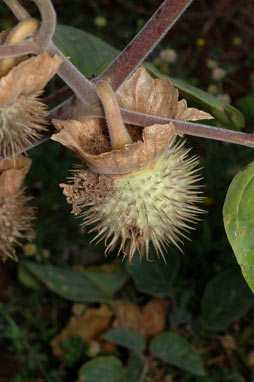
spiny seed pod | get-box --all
[61,132,203,261]
[0,22,64,157]
[0,156,36,262]
[0,91,48,157]
[52,67,213,261]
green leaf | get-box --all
[86,266,129,296]
[53,25,119,78]
[18,263,45,290]
[101,328,146,353]
[170,307,191,328]
[21,261,128,302]
[150,332,205,376]
[144,62,245,131]
[236,95,254,124]
[223,162,254,291]
[78,356,123,382]
[125,248,180,296]
[121,354,147,382]
[201,267,254,331]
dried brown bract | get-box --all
[52,67,213,261]
[0,156,36,262]
[0,28,64,157]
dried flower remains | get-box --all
[0,22,64,157]
[0,155,36,262]
[52,67,213,261]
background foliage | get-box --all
[0,0,253,381]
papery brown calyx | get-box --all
[51,67,212,260]
[0,50,64,157]
[0,155,32,197]
[0,156,36,262]
[52,67,212,174]
[53,119,175,174]
[0,53,64,105]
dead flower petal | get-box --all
[116,67,213,121]
[0,155,32,197]
[52,118,111,157]
[0,53,64,105]
[53,118,175,175]
[82,122,176,174]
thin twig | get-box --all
[0,39,37,58]
[95,0,194,90]
[3,0,29,20]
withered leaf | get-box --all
[53,120,176,175]
[0,155,31,197]
[51,304,113,359]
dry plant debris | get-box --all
[0,24,64,157]
[0,155,36,262]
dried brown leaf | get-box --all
[113,301,144,335]
[218,334,236,350]
[0,155,31,197]
[0,53,64,104]
[141,299,169,339]
[247,351,254,368]
[51,304,113,359]
[113,299,169,339]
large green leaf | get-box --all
[121,354,146,382]
[53,24,119,77]
[150,332,205,376]
[144,63,245,131]
[21,261,128,302]
[78,356,123,382]
[101,328,146,353]
[201,268,254,331]
[223,162,254,291]
[125,248,180,296]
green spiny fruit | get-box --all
[62,136,203,262]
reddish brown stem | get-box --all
[95,0,193,90]
[42,85,72,105]
[48,43,100,110]
[0,39,37,58]
[120,109,254,147]
[32,0,56,51]
[1,110,254,162]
